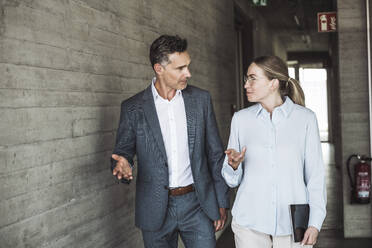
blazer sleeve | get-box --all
[111,101,136,184]
[205,93,230,209]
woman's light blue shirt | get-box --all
[222,97,326,236]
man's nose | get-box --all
[185,68,191,78]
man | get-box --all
[111,35,229,247]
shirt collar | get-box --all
[277,96,294,118]
[151,77,160,100]
[151,77,182,101]
[255,96,294,118]
[255,104,263,117]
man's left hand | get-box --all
[214,208,227,232]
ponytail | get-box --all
[285,77,305,106]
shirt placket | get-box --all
[168,100,178,186]
[267,114,278,235]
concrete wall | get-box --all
[0,0,236,247]
[327,30,344,231]
[337,0,372,238]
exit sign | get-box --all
[252,0,267,6]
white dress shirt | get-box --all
[222,97,327,236]
[151,78,193,188]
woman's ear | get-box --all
[271,78,280,90]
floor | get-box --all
[216,143,372,248]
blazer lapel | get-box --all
[182,87,197,162]
[142,86,167,162]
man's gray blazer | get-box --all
[112,84,229,231]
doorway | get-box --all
[289,67,329,141]
[234,5,254,110]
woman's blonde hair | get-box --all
[252,55,305,106]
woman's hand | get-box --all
[301,226,319,246]
[225,147,246,170]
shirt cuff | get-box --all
[308,212,325,232]
[224,162,242,175]
[308,223,321,232]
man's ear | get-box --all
[154,63,163,74]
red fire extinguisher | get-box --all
[346,154,371,204]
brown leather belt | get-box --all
[168,184,194,196]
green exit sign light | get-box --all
[252,0,268,6]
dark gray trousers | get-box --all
[142,191,216,248]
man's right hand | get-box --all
[112,154,133,180]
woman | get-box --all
[222,55,326,248]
